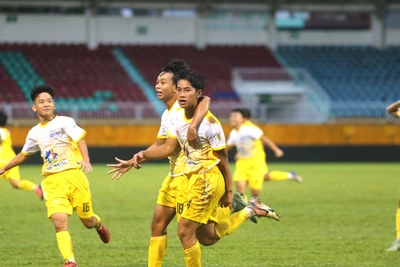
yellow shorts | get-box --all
[41,168,93,219]
[233,158,267,191]
[157,173,188,220]
[180,166,225,225]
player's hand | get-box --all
[132,151,145,169]
[0,167,5,176]
[274,149,284,158]
[219,190,233,209]
[78,159,93,173]
[187,126,200,148]
[107,157,133,180]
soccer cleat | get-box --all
[232,192,258,224]
[247,197,280,221]
[387,240,400,251]
[63,260,78,267]
[36,185,44,200]
[97,224,110,244]
[290,171,303,183]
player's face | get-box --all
[32,92,55,117]
[176,79,202,109]
[230,112,244,127]
[155,72,176,102]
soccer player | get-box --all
[119,69,280,267]
[108,59,211,267]
[0,85,110,267]
[227,108,302,197]
[386,100,400,251]
[0,110,43,199]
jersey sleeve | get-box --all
[62,117,86,143]
[21,130,40,156]
[157,110,168,139]
[247,125,263,140]
[0,128,6,143]
[206,122,226,150]
[226,130,235,146]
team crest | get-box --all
[45,149,58,163]
[213,132,222,142]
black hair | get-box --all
[160,58,190,86]
[30,85,54,102]
[231,108,245,118]
[0,110,7,127]
[174,69,205,91]
[242,108,251,119]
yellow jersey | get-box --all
[0,127,16,160]
[167,110,226,174]
[157,101,186,177]
[227,121,266,160]
[21,116,86,176]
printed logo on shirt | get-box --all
[213,132,222,142]
[49,129,62,139]
[45,149,58,163]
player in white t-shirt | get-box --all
[129,69,280,267]
[0,85,110,267]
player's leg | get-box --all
[233,161,248,195]
[387,200,400,251]
[178,218,202,267]
[71,169,110,244]
[42,175,76,266]
[4,166,43,199]
[265,171,303,183]
[148,174,185,267]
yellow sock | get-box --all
[93,214,102,230]
[215,209,249,238]
[269,171,290,181]
[18,180,36,191]
[148,235,167,267]
[56,231,74,262]
[183,241,201,267]
[396,209,400,239]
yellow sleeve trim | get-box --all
[212,145,226,151]
[157,135,167,139]
[166,130,178,139]
[21,151,32,156]
[73,131,87,143]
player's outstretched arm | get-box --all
[187,96,211,147]
[0,153,28,175]
[261,135,284,158]
[214,148,233,208]
[77,139,93,173]
[386,100,400,118]
[133,137,179,168]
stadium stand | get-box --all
[276,45,400,117]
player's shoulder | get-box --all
[27,123,42,136]
[205,111,221,125]
[55,115,74,122]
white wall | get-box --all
[96,17,196,45]
[0,14,397,46]
[386,29,400,45]
[276,30,373,46]
[0,15,86,43]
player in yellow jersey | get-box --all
[0,111,43,199]
[386,100,400,251]
[112,69,280,267]
[228,108,302,197]
[0,85,110,267]
[108,59,210,267]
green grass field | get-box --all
[0,163,399,267]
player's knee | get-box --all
[51,214,68,232]
[151,215,168,236]
[9,180,19,189]
[178,225,194,242]
[81,218,95,229]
